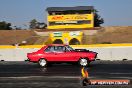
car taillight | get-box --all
[27,53,32,57]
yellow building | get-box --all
[45,31,83,45]
[46,6,94,29]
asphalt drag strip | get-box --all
[0,76,81,88]
[0,62,82,88]
[0,61,131,88]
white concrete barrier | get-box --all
[0,44,132,61]
[74,46,132,61]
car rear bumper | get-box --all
[25,58,30,62]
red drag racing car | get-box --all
[27,44,97,67]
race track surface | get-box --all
[0,61,132,88]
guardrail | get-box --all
[0,44,132,61]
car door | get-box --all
[52,46,65,61]
[63,47,77,61]
[53,46,76,61]
[43,46,57,61]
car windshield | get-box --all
[65,45,74,51]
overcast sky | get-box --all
[0,0,132,28]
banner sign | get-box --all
[53,32,62,37]
[69,31,81,36]
[48,14,92,21]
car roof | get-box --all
[47,44,68,46]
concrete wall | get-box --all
[76,47,132,61]
[0,48,38,61]
[0,44,132,61]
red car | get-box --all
[27,44,97,67]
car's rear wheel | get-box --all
[79,58,89,66]
[38,59,47,67]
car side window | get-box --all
[54,46,65,52]
[44,46,54,52]
[65,47,69,52]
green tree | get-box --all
[94,10,104,27]
[29,19,47,29]
[0,21,12,30]
[29,19,38,29]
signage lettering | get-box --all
[50,15,89,21]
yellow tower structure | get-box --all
[47,31,83,45]
[46,6,94,29]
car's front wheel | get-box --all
[79,58,89,66]
[38,59,47,67]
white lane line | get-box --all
[88,76,132,79]
[1,75,132,80]
[0,76,81,79]
[89,72,132,75]
[110,73,132,75]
